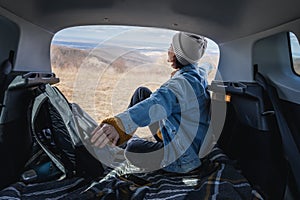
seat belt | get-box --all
[256,73,300,192]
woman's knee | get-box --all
[128,87,152,107]
[135,87,152,99]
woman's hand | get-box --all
[90,123,120,148]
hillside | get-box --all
[51,44,154,71]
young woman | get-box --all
[91,32,210,173]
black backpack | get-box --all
[24,83,104,182]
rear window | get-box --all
[289,32,300,75]
[51,26,219,138]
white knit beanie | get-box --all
[172,32,207,66]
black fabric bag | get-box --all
[25,84,104,182]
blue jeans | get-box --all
[125,87,164,170]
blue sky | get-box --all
[53,25,219,54]
[290,32,300,57]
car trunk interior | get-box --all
[0,1,300,199]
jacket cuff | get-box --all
[116,111,139,134]
[102,117,132,146]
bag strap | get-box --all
[31,92,66,175]
[44,84,81,146]
[255,73,300,192]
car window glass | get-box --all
[289,32,300,75]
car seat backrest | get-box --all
[255,72,300,198]
[0,59,12,74]
[0,72,59,189]
[209,80,287,200]
[0,54,13,113]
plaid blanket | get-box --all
[0,147,264,200]
[71,147,265,200]
[0,177,88,200]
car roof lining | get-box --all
[1,0,300,43]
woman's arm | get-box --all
[90,86,177,147]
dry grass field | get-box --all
[51,45,219,139]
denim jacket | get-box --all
[117,65,210,173]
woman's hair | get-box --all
[175,58,185,69]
